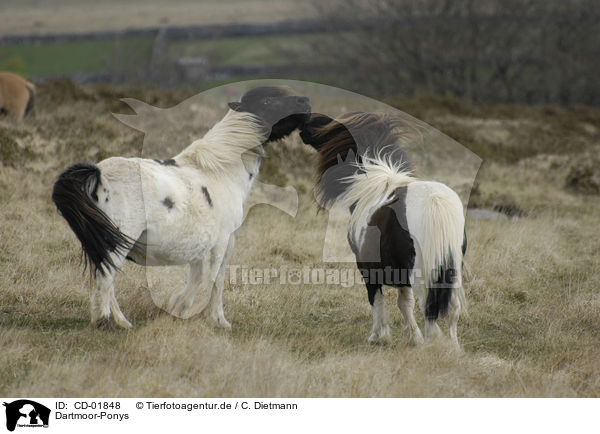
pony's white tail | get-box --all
[418,183,465,320]
[339,154,414,244]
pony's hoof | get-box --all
[202,309,231,329]
[215,316,231,329]
[167,293,193,318]
[368,325,391,343]
[410,332,425,346]
[166,297,180,315]
[412,336,425,346]
[450,340,463,353]
[114,317,133,329]
[94,316,115,330]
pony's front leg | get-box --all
[367,284,390,343]
[396,286,424,345]
[166,258,209,318]
[204,234,235,329]
[90,254,132,329]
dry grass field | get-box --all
[1,79,599,397]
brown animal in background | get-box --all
[0,72,35,121]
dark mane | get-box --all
[315,112,408,178]
[304,112,412,208]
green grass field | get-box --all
[1,37,154,77]
[1,80,599,396]
[0,0,319,80]
[0,31,322,81]
[169,33,323,67]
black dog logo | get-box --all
[3,400,50,432]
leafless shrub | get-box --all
[312,0,600,105]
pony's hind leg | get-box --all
[396,286,424,345]
[448,289,462,350]
[91,273,114,328]
[367,284,390,343]
[423,319,442,343]
[413,256,442,342]
[91,254,131,329]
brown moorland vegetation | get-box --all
[1,80,599,396]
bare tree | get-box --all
[311,0,600,105]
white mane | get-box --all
[176,110,267,173]
[339,153,415,244]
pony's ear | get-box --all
[228,101,242,111]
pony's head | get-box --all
[299,111,412,208]
[228,86,311,143]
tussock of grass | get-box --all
[0,126,37,168]
[1,80,599,396]
[564,147,600,195]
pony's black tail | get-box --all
[52,162,134,277]
[425,255,457,320]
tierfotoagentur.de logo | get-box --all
[3,400,50,432]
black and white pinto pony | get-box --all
[300,112,467,348]
[52,86,311,329]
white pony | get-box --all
[52,86,311,329]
